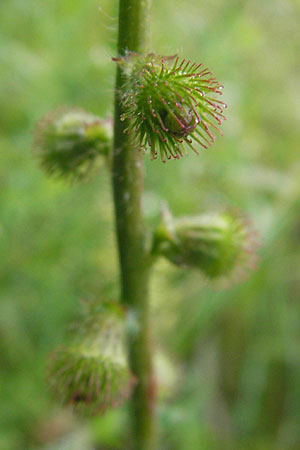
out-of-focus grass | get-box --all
[1,0,300,449]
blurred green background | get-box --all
[1,0,300,448]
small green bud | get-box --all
[34,108,112,181]
[153,208,259,283]
[117,53,226,162]
[47,300,135,415]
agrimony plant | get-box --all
[33,0,259,448]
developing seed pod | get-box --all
[117,53,226,162]
[153,208,259,283]
[47,300,135,415]
[34,108,112,181]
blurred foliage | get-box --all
[1,0,300,448]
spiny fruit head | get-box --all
[153,208,259,285]
[47,346,135,415]
[34,108,112,181]
[117,53,227,162]
[47,299,135,415]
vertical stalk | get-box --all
[112,1,153,449]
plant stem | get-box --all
[112,1,154,449]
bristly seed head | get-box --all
[46,300,135,416]
[33,108,112,181]
[152,207,259,286]
[47,346,136,416]
[116,53,227,163]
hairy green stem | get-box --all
[112,1,154,449]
